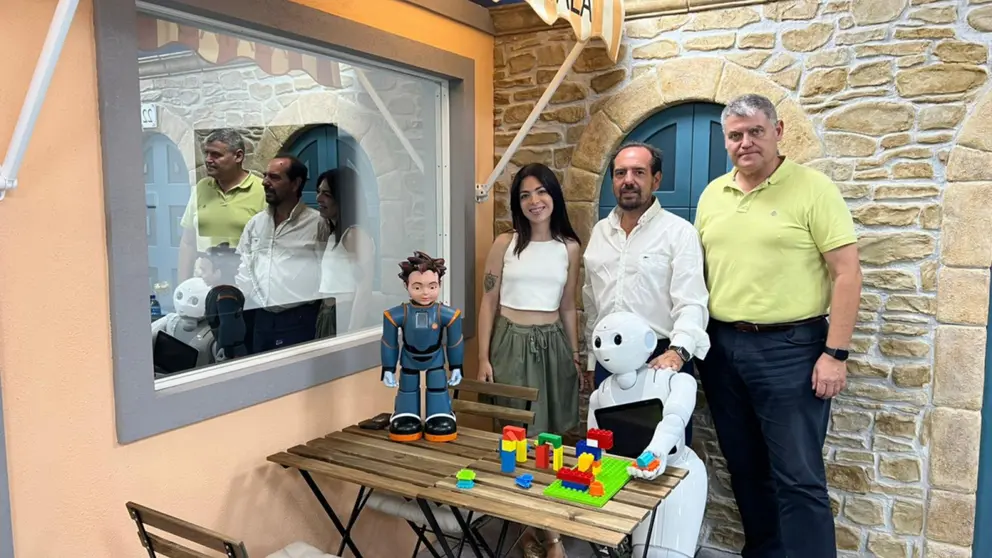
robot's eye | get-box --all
[613,334,622,345]
[593,336,601,348]
[176,292,183,300]
[190,296,199,305]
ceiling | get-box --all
[466,0,526,7]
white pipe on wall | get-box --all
[0,0,82,200]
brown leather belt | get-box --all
[718,315,827,333]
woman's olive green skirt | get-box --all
[487,313,579,437]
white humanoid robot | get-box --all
[151,276,217,368]
[587,312,708,558]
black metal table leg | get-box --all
[449,507,486,557]
[407,520,444,558]
[299,470,365,558]
[640,506,658,558]
[337,486,372,557]
[416,498,459,558]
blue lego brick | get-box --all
[500,449,516,473]
[456,479,474,489]
[576,440,602,461]
[561,480,589,491]
[515,473,533,489]
[636,451,654,468]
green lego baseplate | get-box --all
[542,455,632,508]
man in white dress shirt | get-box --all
[581,141,711,444]
[236,154,329,353]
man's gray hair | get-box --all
[203,128,247,153]
[722,94,778,126]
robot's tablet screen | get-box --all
[153,331,200,375]
[594,398,665,459]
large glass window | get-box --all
[137,12,446,387]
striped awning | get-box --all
[136,15,342,88]
[494,0,625,62]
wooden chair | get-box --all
[364,378,540,558]
[126,502,338,558]
[449,377,539,433]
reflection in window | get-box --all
[138,12,445,383]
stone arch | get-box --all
[928,82,992,553]
[256,91,405,180]
[564,57,822,240]
[141,106,196,185]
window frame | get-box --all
[94,0,477,444]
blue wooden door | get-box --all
[598,102,732,224]
[975,281,992,555]
[144,133,190,313]
[287,125,382,291]
[289,125,338,209]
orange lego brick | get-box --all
[589,481,604,497]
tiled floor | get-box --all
[415,519,741,557]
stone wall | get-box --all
[490,0,992,555]
[139,57,437,297]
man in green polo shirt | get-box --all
[694,94,862,558]
[178,128,266,281]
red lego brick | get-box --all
[536,443,550,469]
[555,466,593,486]
[502,425,526,442]
[586,428,614,450]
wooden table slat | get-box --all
[266,452,421,498]
[308,437,463,478]
[323,431,476,468]
[286,444,441,487]
[466,460,662,510]
[343,425,493,458]
[462,470,650,522]
[434,478,638,534]
[417,487,628,548]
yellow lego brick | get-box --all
[592,464,602,476]
[516,439,527,462]
[577,453,593,472]
[501,439,516,452]
[552,446,564,471]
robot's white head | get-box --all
[591,312,655,376]
[172,277,211,320]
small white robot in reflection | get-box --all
[151,276,217,367]
[587,312,708,558]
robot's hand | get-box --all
[448,368,462,386]
[627,451,668,481]
[382,370,397,388]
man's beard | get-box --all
[617,187,645,210]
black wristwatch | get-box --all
[824,346,849,361]
[669,346,691,363]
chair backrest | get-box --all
[450,378,539,430]
[126,501,249,558]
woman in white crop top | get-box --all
[477,163,583,558]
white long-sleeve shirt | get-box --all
[235,201,329,312]
[581,199,711,371]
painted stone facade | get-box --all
[139,57,436,298]
[490,0,992,555]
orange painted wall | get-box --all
[0,0,493,555]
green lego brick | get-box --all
[542,456,632,508]
[456,468,476,481]
[537,432,563,449]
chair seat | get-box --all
[265,541,341,558]
[365,492,480,535]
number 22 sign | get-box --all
[140,103,158,130]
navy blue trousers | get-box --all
[700,317,835,558]
[593,338,695,448]
[251,302,319,354]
